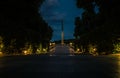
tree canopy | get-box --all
[0,0,53,54]
[74,0,120,54]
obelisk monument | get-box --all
[61,20,64,45]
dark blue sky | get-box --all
[40,0,84,41]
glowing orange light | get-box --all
[23,50,28,55]
[0,52,3,55]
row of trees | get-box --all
[74,0,120,55]
[0,0,53,54]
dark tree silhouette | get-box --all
[74,0,120,54]
[0,0,53,54]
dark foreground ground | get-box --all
[0,54,120,78]
[0,45,120,78]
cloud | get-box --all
[47,12,66,23]
[51,11,66,19]
[40,0,59,13]
[41,0,59,10]
[40,0,66,24]
[46,0,59,6]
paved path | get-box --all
[54,45,70,55]
[0,55,120,78]
[0,45,120,78]
[50,44,74,56]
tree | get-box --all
[0,36,4,53]
[74,0,118,54]
[113,42,120,53]
[74,17,82,39]
[0,0,53,54]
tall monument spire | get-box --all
[61,19,64,45]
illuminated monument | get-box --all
[61,20,64,45]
